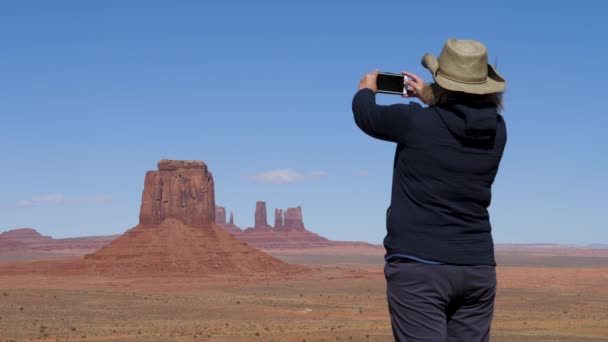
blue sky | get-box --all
[0,1,606,244]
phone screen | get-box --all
[377,73,405,94]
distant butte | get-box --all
[227,201,374,249]
[215,205,243,237]
[0,228,117,256]
[84,159,294,276]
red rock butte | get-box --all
[239,202,333,249]
[84,159,296,276]
[139,160,215,228]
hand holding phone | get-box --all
[401,71,428,102]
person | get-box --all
[352,39,507,342]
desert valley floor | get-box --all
[0,245,607,342]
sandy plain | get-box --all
[0,247,607,342]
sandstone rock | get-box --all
[219,210,243,237]
[215,206,227,224]
[254,201,271,228]
[139,160,215,228]
[84,159,296,276]
[274,209,284,230]
[219,222,243,237]
[213,208,243,237]
[0,228,118,257]
[157,159,207,172]
[284,206,305,230]
[0,228,53,244]
[240,204,334,248]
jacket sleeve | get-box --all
[352,88,415,143]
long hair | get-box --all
[419,83,504,112]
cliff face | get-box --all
[283,207,305,230]
[215,206,227,225]
[215,207,243,237]
[139,160,215,228]
[274,209,284,230]
[254,201,270,228]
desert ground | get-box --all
[0,246,606,342]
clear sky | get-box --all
[1,1,606,245]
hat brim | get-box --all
[421,53,506,95]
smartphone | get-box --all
[377,72,407,95]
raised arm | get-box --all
[352,88,414,143]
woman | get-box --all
[352,39,506,341]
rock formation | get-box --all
[0,228,118,257]
[240,203,332,248]
[84,160,294,276]
[254,201,270,228]
[0,228,52,245]
[139,160,215,228]
[212,206,242,236]
[215,206,227,224]
[283,206,305,230]
[274,209,284,230]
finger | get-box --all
[402,71,419,81]
[403,72,423,83]
[406,80,418,87]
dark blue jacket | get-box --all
[352,88,506,265]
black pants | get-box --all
[385,258,496,342]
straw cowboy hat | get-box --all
[422,39,506,94]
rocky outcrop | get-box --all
[139,160,215,228]
[212,207,243,236]
[0,228,52,244]
[274,209,284,230]
[0,228,118,257]
[240,203,332,248]
[215,206,227,224]
[85,160,295,276]
[284,206,305,230]
[254,201,270,228]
